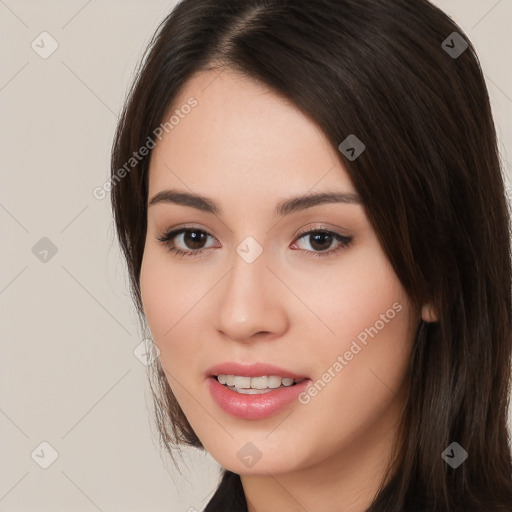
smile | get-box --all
[208,375,311,419]
[216,374,306,394]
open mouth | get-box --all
[214,374,307,394]
[207,371,312,419]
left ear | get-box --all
[421,303,438,323]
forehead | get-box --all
[148,68,355,201]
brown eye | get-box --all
[292,229,352,258]
[308,232,334,251]
[157,226,352,260]
[181,229,209,250]
[157,228,217,257]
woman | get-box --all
[110,0,512,510]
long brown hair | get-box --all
[110,1,512,510]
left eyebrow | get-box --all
[148,189,362,216]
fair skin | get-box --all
[140,68,428,511]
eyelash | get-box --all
[156,226,353,259]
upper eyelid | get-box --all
[159,225,350,246]
[158,226,353,261]
[161,224,347,238]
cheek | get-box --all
[139,245,211,378]
[284,264,414,468]
[287,247,411,352]
[291,249,415,414]
[140,247,187,356]
[140,248,172,339]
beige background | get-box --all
[1,1,511,511]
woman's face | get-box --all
[140,68,419,477]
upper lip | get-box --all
[205,362,309,380]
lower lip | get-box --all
[207,376,311,420]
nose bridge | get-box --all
[214,239,288,341]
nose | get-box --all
[214,247,289,343]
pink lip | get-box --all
[207,376,311,420]
[205,362,311,420]
[205,362,308,380]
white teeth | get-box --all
[250,376,268,389]
[216,374,304,390]
[266,376,283,388]
[233,376,251,389]
[233,387,272,394]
